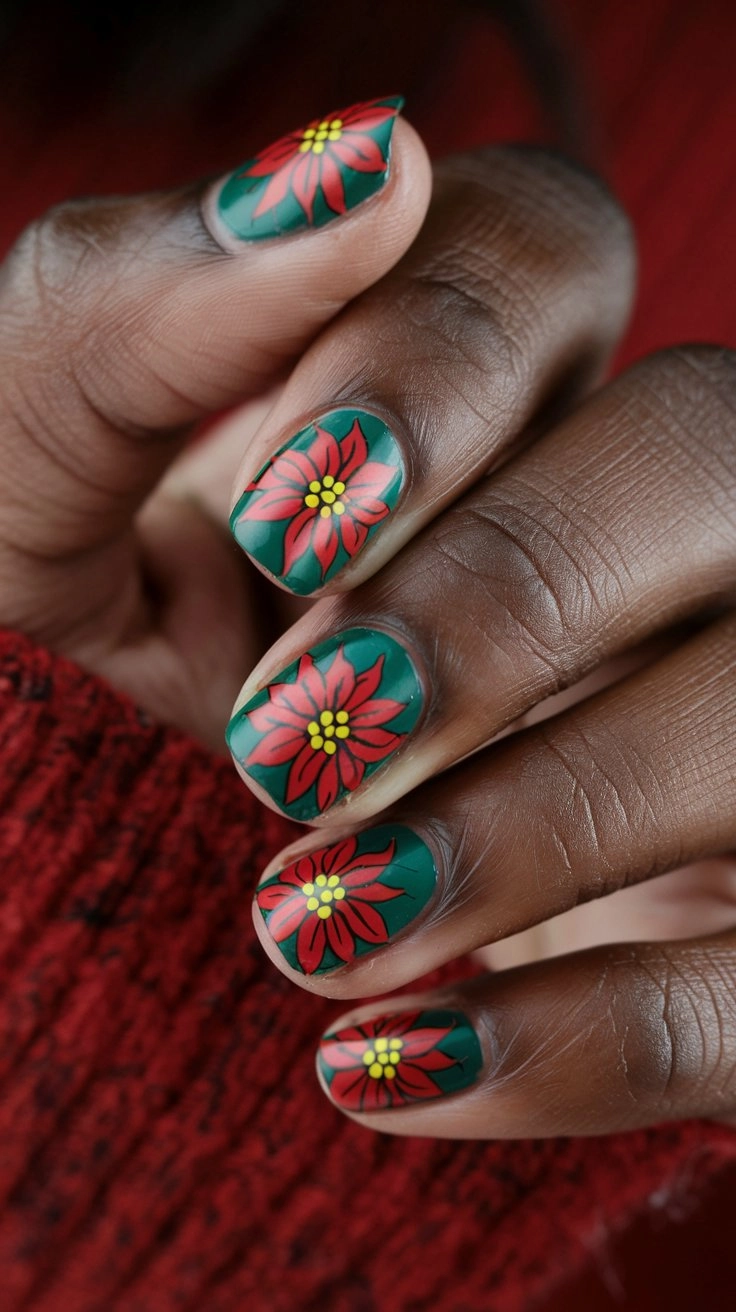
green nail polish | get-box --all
[226,627,424,821]
[230,409,404,595]
[318,1009,484,1110]
[255,826,437,975]
[217,95,404,242]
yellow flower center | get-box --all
[301,872,347,920]
[362,1037,404,1080]
[307,708,350,756]
[299,118,344,155]
[304,475,347,518]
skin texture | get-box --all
[1,120,736,1136]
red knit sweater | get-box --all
[1,2,735,1309]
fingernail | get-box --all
[217,95,404,242]
[226,627,424,821]
[255,826,437,975]
[318,1009,483,1110]
[230,410,404,594]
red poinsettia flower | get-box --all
[241,418,397,582]
[320,1013,458,1111]
[244,645,406,813]
[241,98,399,223]
[256,835,403,974]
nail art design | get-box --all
[255,826,437,975]
[226,628,423,821]
[230,411,404,594]
[318,1010,483,1111]
[218,96,404,242]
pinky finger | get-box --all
[316,930,736,1137]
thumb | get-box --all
[0,97,430,561]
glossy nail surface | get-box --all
[230,410,404,595]
[227,628,423,821]
[318,1010,483,1111]
[255,826,437,975]
[218,95,404,242]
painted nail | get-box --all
[255,826,437,975]
[217,95,404,242]
[230,410,404,595]
[226,627,424,822]
[318,1009,483,1111]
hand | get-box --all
[0,99,431,747]
[224,144,736,1137]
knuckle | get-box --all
[629,343,736,468]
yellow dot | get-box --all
[328,129,342,140]
[309,480,321,492]
[331,119,343,129]
[333,481,346,495]
[302,883,314,896]
[303,127,316,139]
[375,1038,388,1053]
[333,888,346,900]
[318,120,329,130]
[316,130,328,141]
[378,1052,389,1065]
[319,505,332,518]
[306,896,319,911]
[327,875,340,887]
[323,740,337,755]
[384,1066,396,1079]
[322,475,334,488]
[320,710,334,726]
[335,725,350,739]
[320,890,333,904]
[389,1038,403,1050]
[313,142,325,155]
[336,711,349,724]
[324,725,335,739]
[304,494,320,508]
[363,1049,375,1065]
[310,735,324,750]
[333,502,345,515]
[368,1063,384,1079]
[389,1052,401,1065]
[298,141,312,153]
[321,490,336,504]
[316,874,327,887]
[317,905,332,919]
[307,720,319,736]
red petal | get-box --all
[350,697,406,727]
[245,131,304,174]
[323,645,357,710]
[285,743,324,803]
[238,489,305,523]
[320,1038,370,1069]
[265,893,310,942]
[326,910,356,962]
[296,915,327,974]
[246,699,305,734]
[348,728,403,763]
[258,447,320,489]
[282,505,318,576]
[349,496,392,526]
[244,724,305,768]
[340,898,389,944]
[335,746,364,793]
[338,419,369,480]
[347,882,403,904]
[347,457,397,492]
[291,152,320,224]
[340,101,397,132]
[308,425,342,480]
[319,153,347,215]
[339,516,369,558]
[343,656,384,710]
[360,1074,393,1111]
[316,754,340,813]
[331,134,386,174]
[400,1026,455,1057]
[339,840,395,882]
[396,1065,442,1099]
[252,157,299,218]
[254,882,291,912]
[322,836,359,875]
[329,1068,373,1109]
[311,512,340,578]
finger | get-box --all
[227,146,635,595]
[228,344,736,824]
[251,615,736,992]
[0,99,429,570]
[315,928,736,1137]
